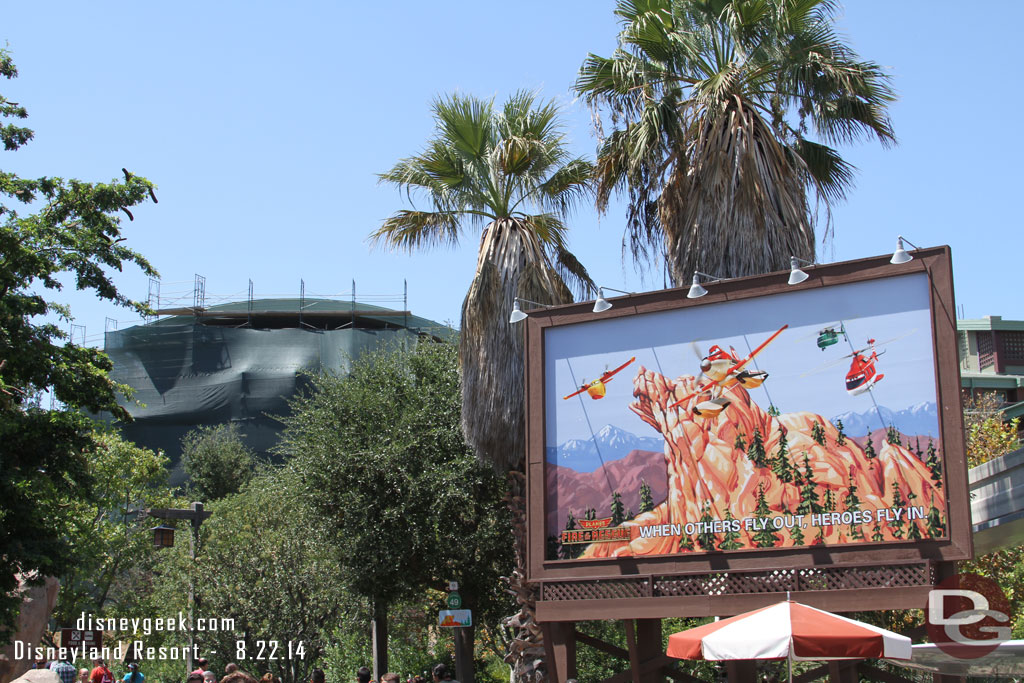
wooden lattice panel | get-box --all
[540,563,932,602]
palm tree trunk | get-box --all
[502,470,546,682]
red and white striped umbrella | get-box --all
[667,599,912,665]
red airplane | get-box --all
[563,356,637,400]
[844,340,885,396]
[669,325,789,416]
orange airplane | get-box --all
[563,356,637,400]
[669,325,788,416]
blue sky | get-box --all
[545,272,937,444]
[4,2,1021,347]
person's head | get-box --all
[128,664,140,677]
[92,659,104,669]
[79,669,90,682]
[196,659,209,672]
[203,671,217,683]
[430,664,449,682]
[354,668,369,683]
[187,674,204,683]
[381,675,399,683]
[310,670,324,683]
[220,673,258,683]
[224,665,239,675]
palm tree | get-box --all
[373,91,595,472]
[575,0,895,283]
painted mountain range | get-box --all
[547,424,664,473]
[570,366,945,559]
[831,401,938,438]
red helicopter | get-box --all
[843,340,884,396]
[563,356,636,400]
[669,325,788,417]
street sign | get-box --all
[438,610,472,628]
[61,629,102,649]
[446,592,462,609]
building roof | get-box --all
[958,315,1024,332]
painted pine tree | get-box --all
[697,502,717,551]
[768,404,781,417]
[560,511,579,559]
[585,507,597,521]
[610,491,625,526]
[914,437,923,458]
[719,509,742,550]
[789,522,806,546]
[844,472,865,541]
[796,453,822,515]
[835,418,846,446]
[771,431,794,483]
[886,425,901,445]
[890,482,906,539]
[639,479,654,513]
[811,420,827,446]
[752,484,780,548]
[822,487,836,513]
[864,439,877,462]
[679,534,694,551]
[747,427,768,468]
[906,491,923,540]
[927,493,946,537]
[734,430,747,452]
[926,442,942,489]
[871,523,885,542]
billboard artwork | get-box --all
[545,273,947,560]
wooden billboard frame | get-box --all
[524,247,970,622]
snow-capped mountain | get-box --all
[547,424,664,473]
[831,401,938,438]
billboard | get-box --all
[545,272,945,560]
[525,248,971,600]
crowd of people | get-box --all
[35,655,465,683]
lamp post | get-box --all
[149,502,212,672]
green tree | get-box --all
[718,509,741,550]
[770,431,794,483]
[795,454,821,515]
[906,491,922,541]
[52,432,174,627]
[789,522,805,546]
[560,510,580,560]
[373,92,594,472]
[864,439,878,462]
[0,48,158,640]
[835,419,846,446]
[733,430,746,452]
[925,441,942,488]
[746,427,767,468]
[890,482,906,539]
[843,472,864,541]
[871,523,885,542]
[283,342,512,681]
[610,491,626,526]
[752,484,779,548]
[885,425,901,445]
[181,423,260,501]
[639,479,654,513]
[822,487,836,513]
[811,421,827,446]
[696,502,716,550]
[926,496,945,538]
[575,0,894,283]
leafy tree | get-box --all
[770,431,793,483]
[963,391,1019,468]
[52,432,174,627]
[283,342,512,680]
[610,491,626,526]
[835,419,846,446]
[746,427,767,468]
[752,484,779,548]
[811,421,826,446]
[0,48,158,641]
[639,479,654,513]
[153,468,350,683]
[718,510,741,550]
[181,423,260,501]
[575,0,894,284]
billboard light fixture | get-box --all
[788,256,815,285]
[890,235,920,265]
[687,271,723,299]
[593,287,633,313]
[509,297,552,324]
